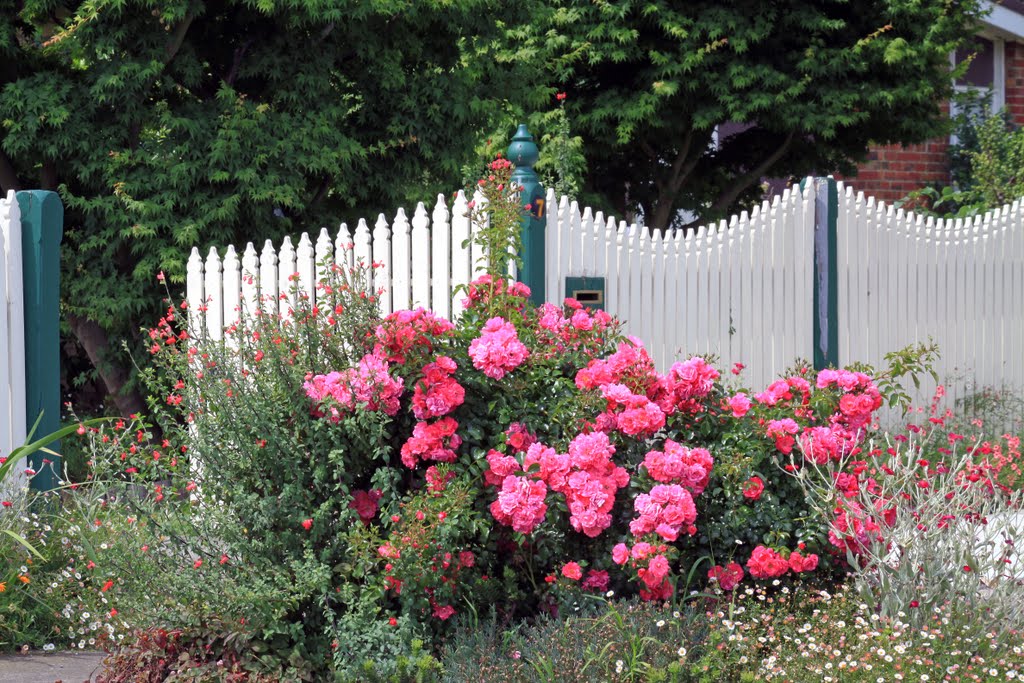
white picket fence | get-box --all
[545,182,817,391]
[1,190,27,490]
[835,185,1024,423]
[187,180,1024,422]
[185,189,491,339]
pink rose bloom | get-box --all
[789,551,819,573]
[746,545,790,579]
[612,543,630,565]
[708,562,744,591]
[468,317,529,379]
[643,554,671,589]
[727,392,752,418]
[561,561,583,581]
[581,569,610,593]
[743,476,765,501]
[432,604,456,621]
[490,475,548,534]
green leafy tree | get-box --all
[0,0,536,415]
[508,0,984,230]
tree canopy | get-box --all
[0,0,984,413]
[519,0,983,229]
[0,0,536,413]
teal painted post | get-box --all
[507,124,546,306]
[17,191,64,491]
[812,177,839,370]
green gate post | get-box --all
[17,191,64,492]
[812,177,839,370]
[507,124,546,306]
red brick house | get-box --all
[851,1,1024,202]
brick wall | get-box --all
[845,137,951,203]
[845,39,1024,203]
[1008,40,1024,124]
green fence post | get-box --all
[507,124,546,306]
[812,177,839,370]
[17,190,64,491]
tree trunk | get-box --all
[0,150,21,194]
[66,314,149,418]
[650,196,677,233]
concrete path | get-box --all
[0,651,105,683]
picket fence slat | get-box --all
[431,196,451,319]
[181,181,1023,430]
[1,190,27,477]
[411,203,430,309]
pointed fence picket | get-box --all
[835,183,1024,425]
[186,192,490,333]
[1,191,26,486]
[546,181,816,392]
[185,180,1023,427]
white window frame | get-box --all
[949,35,1006,144]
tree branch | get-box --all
[0,149,22,193]
[706,130,797,216]
[308,175,333,208]
[40,160,58,191]
[225,39,254,87]
[66,313,149,419]
[164,13,195,65]
[666,128,696,195]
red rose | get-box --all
[561,561,583,581]
[301,518,313,531]
[743,476,765,501]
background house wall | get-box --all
[849,7,1024,203]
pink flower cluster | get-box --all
[349,489,382,525]
[829,499,888,555]
[534,299,616,358]
[707,562,744,591]
[575,339,659,396]
[746,544,819,579]
[755,376,812,407]
[468,317,529,380]
[766,418,800,454]
[373,308,455,364]
[612,541,672,600]
[799,424,858,465]
[642,440,713,494]
[629,484,698,542]
[726,392,751,418]
[400,417,462,469]
[304,352,404,418]
[596,383,666,437]
[462,274,531,310]
[653,356,720,413]
[425,465,455,494]
[489,475,548,534]
[817,369,883,433]
[486,431,630,538]
[411,356,465,419]
[482,423,537,486]
[533,432,631,537]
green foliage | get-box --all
[901,101,1024,218]
[500,0,984,229]
[533,98,587,199]
[0,0,538,410]
[969,110,1024,208]
[98,626,292,682]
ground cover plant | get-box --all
[3,156,1021,680]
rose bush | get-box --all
[58,155,1021,679]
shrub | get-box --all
[900,101,1024,217]
[61,155,1018,678]
[788,392,1024,633]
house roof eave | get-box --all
[980,1,1024,41]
